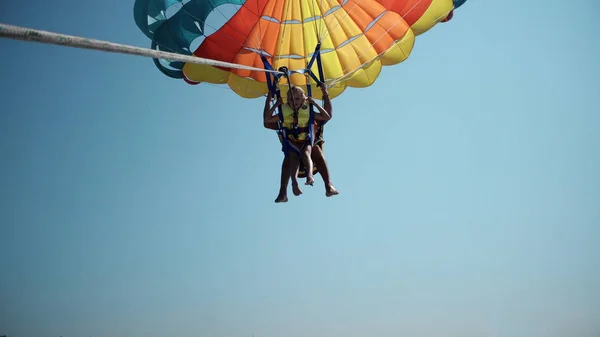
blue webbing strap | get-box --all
[261,43,326,155]
[305,43,327,146]
[261,56,291,154]
[261,57,301,156]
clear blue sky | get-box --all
[1,0,599,336]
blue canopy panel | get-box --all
[453,0,467,9]
[133,0,246,78]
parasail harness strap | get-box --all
[261,43,326,157]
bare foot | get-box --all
[275,193,288,203]
[292,184,303,196]
[325,184,339,197]
[305,174,315,186]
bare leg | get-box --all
[275,155,292,203]
[311,145,338,197]
[289,152,303,196]
[302,144,315,186]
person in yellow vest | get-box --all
[264,83,339,202]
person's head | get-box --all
[286,86,307,110]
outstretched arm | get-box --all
[263,91,282,129]
[309,98,331,122]
[309,83,332,122]
[319,83,332,117]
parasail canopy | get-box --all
[134,0,467,99]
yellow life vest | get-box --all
[281,103,312,140]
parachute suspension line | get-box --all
[141,23,269,96]
[318,0,331,43]
[317,0,427,79]
[310,0,322,42]
[326,0,450,87]
[328,15,411,87]
[0,23,283,75]
[144,0,266,82]
[314,0,329,46]
[182,0,272,85]
[318,0,327,39]
[327,1,438,87]
[221,0,262,51]
[318,0,431,46]
[403,0,427,20]
[188,0,261,52]
[318,0,365,44]
[253,0,265,52]
[179,5,256,52]
[278,0,295,62]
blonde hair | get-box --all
[286,85,305,101]
[288,85,304,94]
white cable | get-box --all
[0,23,282,75]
